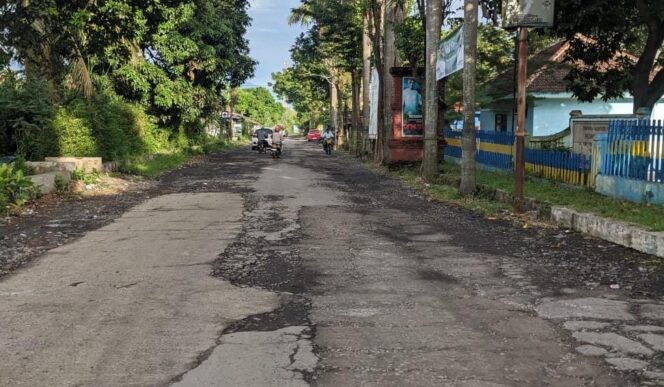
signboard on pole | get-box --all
[502,0,555,29]
[368,68,379,140]
[436,25,464,81]
[401,77,423,136]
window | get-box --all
[495,113,507,132]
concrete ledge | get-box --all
[596,175,664,205]
[45,157,102,173]
[551,206,664,258]
[26,161,76,174]
[28,171,71,194]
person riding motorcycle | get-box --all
[271,125,285,158]
[257,129,269,153]
[322,126,335,155]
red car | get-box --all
[306,130,321,142]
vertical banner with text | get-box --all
[368,68,379,140]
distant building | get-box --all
[480,39,664,137]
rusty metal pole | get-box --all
[514,27,528,211]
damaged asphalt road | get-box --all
[1,139,664,386]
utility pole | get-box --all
[514,27,528,210]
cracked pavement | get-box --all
[1,139,664,386]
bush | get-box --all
[0,76,55,158]
[0,163,39,214]
[46,95,172,161]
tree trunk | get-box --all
[459,0,478,195]
[337,82,346,149]
[632,0,664,117]
[352,69,362,155]
[331,81,339,137]
[422,0,443,178]
[381,2,403,165]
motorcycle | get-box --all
[270,142,283,158]
[257,139,268,154]
[323,138,333,155]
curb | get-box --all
[551,206,664,258]
[432,175,663,258]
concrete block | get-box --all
[28,171,71,194]
[26,161,76,174]
[551,206,575,228]
[551,205,664,258]
[630,229,659,256]
[45,157,102,173]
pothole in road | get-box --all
[211,195,320,385]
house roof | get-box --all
[485,40,573,98]
[484,34,649,100]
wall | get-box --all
[482,93,664,136]
[596,175,664,205]
[532,96,634,136]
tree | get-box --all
[555,0,664,114]
[459,0,478,195]
[234,87,285,127]
[422,0,443,178]
[1,0,256,131]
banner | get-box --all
[368,68,379,140]
[436,25,464,81]
[402,77,423,136]
[503,0,555,28]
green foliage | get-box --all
[119,153,190,178]
[395,16,426,69]
[0,163,39,214]
[1,0,255,133]
[235,87,285,127]
[445,25,515,108]
[71,170,99,185]
[43,94,171,161]
[0,76,54,157]
[53,174,70,192]
[554,0,664,111]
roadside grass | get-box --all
[437,162,664,231]
[384,164,512,217]
[120,139,247,178]
[119,153,190,178]
[371,160,664,231]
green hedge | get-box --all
[46,96,172,161]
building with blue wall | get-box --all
[480,40,664,137]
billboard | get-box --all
[503,0,555,28]
[436,25,464,81]
[368,68,379,140]
[402,77,423,137]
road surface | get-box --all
[1,139,663,386]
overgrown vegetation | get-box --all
[0,163,39,215]
[0,0,256,162]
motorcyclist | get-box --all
[257,129,269,152]
[321,125,335,155]
[272,125,285,157]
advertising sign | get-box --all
[402,77,423,137]
[436,25,464,81]
[503,0,555,28]
[368,68,379,140]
